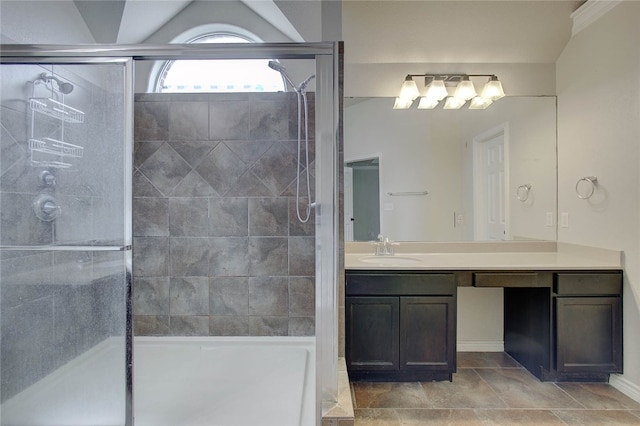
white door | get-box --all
[483,135,506,240]
[473,125,508,241]
[344,167,354,241]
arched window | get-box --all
[154,30,285,93]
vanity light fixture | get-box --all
[394,73,505,109]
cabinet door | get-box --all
[346,297,399,371]
[556,297,622,373]
[400,296,456,371]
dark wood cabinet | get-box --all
[553,272,623,378]
[346,271,456,381]
[345,268,623,383]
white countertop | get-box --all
[345,241,622,271]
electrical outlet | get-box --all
[456,213,464,226]
[546,212,553,227]
[561,212,569,228]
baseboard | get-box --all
[457,340,504,352]
[609,374,640,403]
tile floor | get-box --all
[351,352,640,425]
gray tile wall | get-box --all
[133,92,316,337]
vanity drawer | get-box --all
[346,272,456,296]
[474,272,552,288]
[555,272,622,296]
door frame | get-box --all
[345,153,383,241]
[472,122,510,240]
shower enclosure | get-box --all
[1,43,340,425]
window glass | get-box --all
[157,33,285,93]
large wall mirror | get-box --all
[344,96,557,242]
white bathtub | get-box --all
[134,336,316,426]
[0,336,315,426]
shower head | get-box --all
[267,60,287,73]
[39,73,74,95]
[267,61,297,92]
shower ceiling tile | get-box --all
[195,143,247,196]
[138,143,192,196]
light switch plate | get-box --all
[546,212,553,227]
[561,212,569,228]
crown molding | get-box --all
[571,0,623,36]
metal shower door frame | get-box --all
[1,42,340,426]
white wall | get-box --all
[557,1,640,398]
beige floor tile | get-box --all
[351,382,430,409]
[420,369,507,409]
[396,408,483,425]
[354,408,401,426]
[457,352,521,369]
[556,383,640,410]
[474,368,583,409]
[474,409,566,425]
[553,409,640,425]
[631,410,640,420]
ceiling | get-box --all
[72,0,584,65]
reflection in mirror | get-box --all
[345,158,380,242]
[344,97,557,242]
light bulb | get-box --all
[481,76,505,100]
[399,76,420,101]
[454,77,477,101]
[425,79,448,101]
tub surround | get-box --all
[345,241,622,270]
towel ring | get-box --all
[576,176,598,199]
[516,184,532,202]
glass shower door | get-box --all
[0,59,133,425]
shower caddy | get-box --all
[29,77,84,169]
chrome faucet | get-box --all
[373,234,398,256]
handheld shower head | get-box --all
[267,61,297,92]
[267,60,286,73]
[39,73,74,95]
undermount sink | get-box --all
[359,255,422,265]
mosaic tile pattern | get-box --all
[133,93,316,337]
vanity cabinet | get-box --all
[345,271,457,381]
[553,272,623,378]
